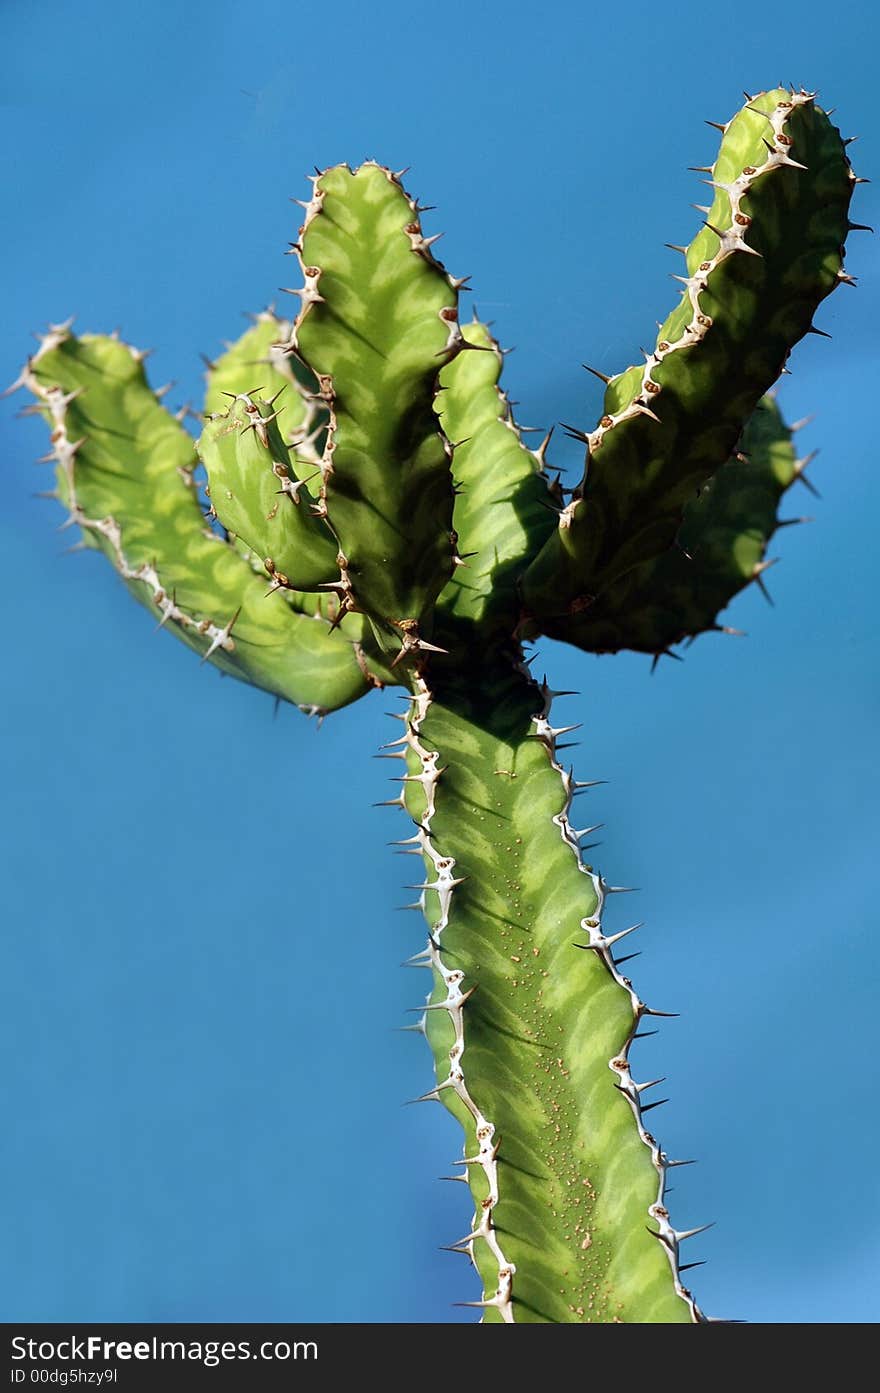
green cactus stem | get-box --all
[521,89,854,652]
[396,656,698,1322]
[14,83,863,1322]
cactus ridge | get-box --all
[521,89,854,652]
[397,677,517,1321]
[289,163,464,661]
[433,318,557,639]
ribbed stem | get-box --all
[395,651,700,1323]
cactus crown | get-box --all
[13,87,862,1322]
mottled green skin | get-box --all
[296,164,459,645]
[557,396,800,652]
[199,397,337,590]
[30,332,372,713]
[404,660,692,1323]
[522,91,852,638]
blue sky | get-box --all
[2,0,878,1323]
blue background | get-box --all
[2,0,878,1324]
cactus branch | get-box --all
[20,325,375,715]
[521,90,853,640]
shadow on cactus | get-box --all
[12,87,864,1322]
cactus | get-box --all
[12,87,862,1323]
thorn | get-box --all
[678,1261,707,1273]
[403,1086,447,1106]
[793,452,821,498]
[535,425,555,467]
[562,423,591,445]
[677,1222,716,1242]
[704,119,727,134]
[752,556,779,605]
[640,1098,669,1113]
[583,364,611,385]
[650,648,682,673]
[805,324,832,339]
[664,1158,698,1168]
[606,921,644,946]
[847,221,874,232]
[572,823,603,840]
[400,951,433,968]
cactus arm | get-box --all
[198,395,339,592]
[521,90,854,638]
[291,163,462,658]
[433,319,557,642]
[203,309,329,472]
[396,654,699,1322]
[555,395,806,653]
[23,326,374,714]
